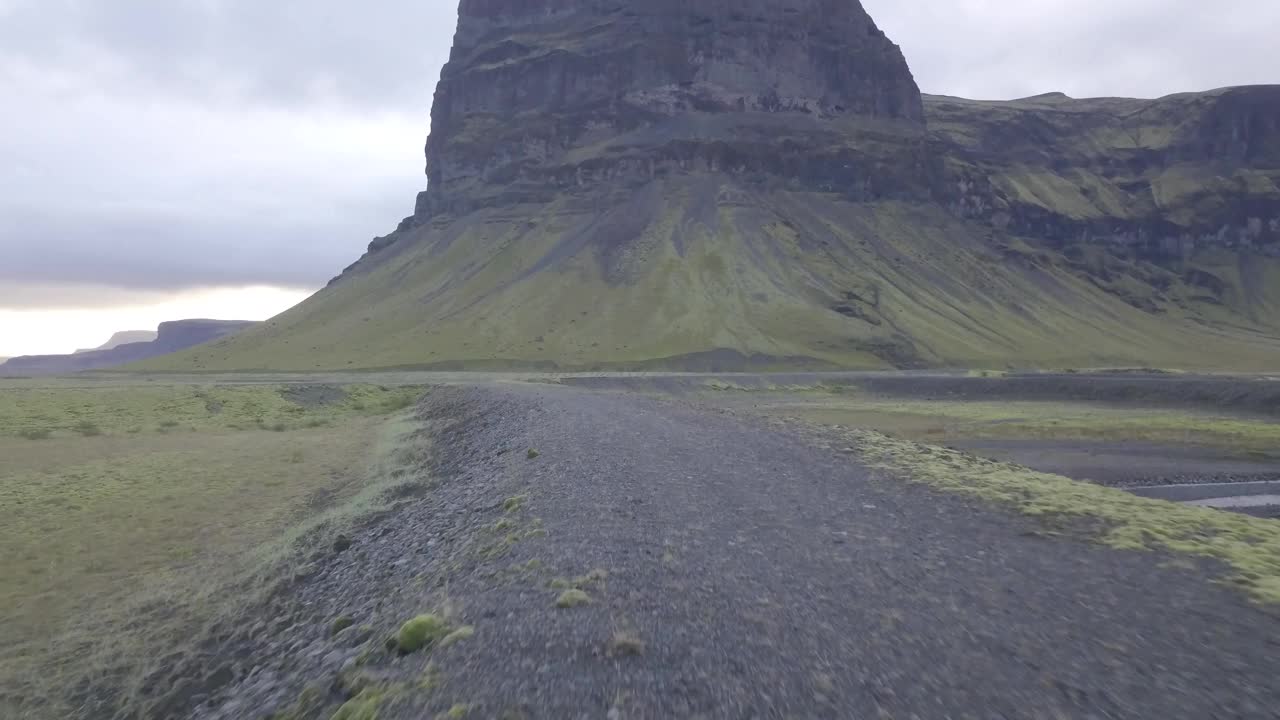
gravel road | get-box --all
[190,383,1280,720]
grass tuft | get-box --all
[396,614,451,654]
[607,632,645,657]
[549,568,608,591]
[555,589,591,608]
[330,688,384,720]
[331,616,356,637]
[439,625,475,649]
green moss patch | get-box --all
[331,616,356,636]
[396,614,451,654]
[331,688,385,720]
[853,430,1280,604]
[548,568,608,590]
[127,186,1280,375]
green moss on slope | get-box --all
[136,178,1280,373]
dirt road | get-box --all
[187,383,1279,719]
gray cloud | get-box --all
[871,0,1280,99]
[0,0,456,108]
[2,204,385,292]
[0,281,174,310]
[0,0,1276,308]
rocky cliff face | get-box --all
[931,87,1280,264]
[410,0,929,221]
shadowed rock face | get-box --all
[417,0,928,217]
[929,87,1280,261]
[441,0,922,122]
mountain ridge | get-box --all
[3,320,255,376]
[75,330,158,355]
[139,0,1280,372]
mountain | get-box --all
[74,330,158,354]
[141,0,1280,373]
[1,320,255,376]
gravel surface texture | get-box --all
[181,383,1280,719]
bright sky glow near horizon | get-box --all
[1,0,1276,357]
[0,286,311,357]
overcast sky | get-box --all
[1,0,1277,356]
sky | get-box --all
[1,0,1277,357]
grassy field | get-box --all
[739,391,1280,458]
[0,380,428,718]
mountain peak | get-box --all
[446,0,922,120]
[419,0,926,218]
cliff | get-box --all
[75,330,158,354]
[409,0,929,221]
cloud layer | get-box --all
[0,0,1276,305]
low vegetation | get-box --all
[396,614,452,654]
[331,616,357,636]
[852,430,1280,604]
[549,568,608,591]
[331,688,385,720]
[0,380,428,719]
[0,381,420,440]
[439,625,475,649]
[132,179,1280,374]
[555,589,592,608]
[607,632,646,657]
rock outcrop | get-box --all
[412,0,930,219]
[0,320,255,376]
[930,87,1280,262]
